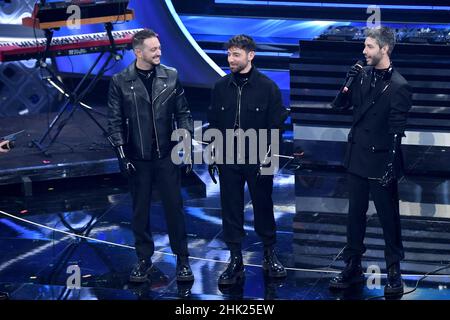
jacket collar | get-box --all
[124,61,168,81]
[227,65,259,87]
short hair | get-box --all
[132,29,158,50]
[365,26,396,56]
[226,34,256,52]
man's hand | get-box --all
[257,162,272,180]
[183,148,193,174]
[116,145,135,177]
[0,130,23,151]
[183,153,193,175]
[184,163,193,175]
[118,156,136,177]
[257,145,272,180]
[380,163,395,187]
[379,133,402,188]
[0,140,11,153]
[346,64,361,79]
[176,137,194,175]
[208,164,219,184]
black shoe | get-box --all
[262,247,287,278]
[218,276,245,299]
[0,291,9,300]
[264,276,285,300]
[329,257,365,290]
[176,255,194,282]
[129,259,153,283]
[384,262,403,296]
[218,253,245,285]
[177,281,194,298]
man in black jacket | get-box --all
[329,27,412,296]
[107,29,194,283]
[207,35,288,285]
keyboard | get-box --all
[0,28,142,62]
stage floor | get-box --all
[1,164,450,300]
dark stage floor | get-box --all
[0,105,449,301]
[1,163,450,301]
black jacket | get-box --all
[333,66,412,178]
[207,67,288,162]
[107,62,193,160]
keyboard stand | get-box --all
[31,21,125,156]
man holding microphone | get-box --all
[329,26,412,296]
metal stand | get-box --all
[31,22,122,156]
[43,211,120,300]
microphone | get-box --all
[342,60,364,93]
[331,60,364,109]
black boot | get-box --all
[129,259,153,283]
[0,291,9,300]
[384,262,403,296]
[263,247,287,278]
[329,256,364,289]
[176,255,194,282]
[177,281,194,298]
[218,276,245,299]
[218,252,245,285]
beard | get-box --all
[150,57,161,66]
[230,61,249,74]
[143,55,160,67]
[366,52,382,67]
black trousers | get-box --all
[342,173,404,268]
[218,164,276,252]
[129,156,189,261]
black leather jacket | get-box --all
[107,62,193,160]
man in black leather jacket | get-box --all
[329,27,411,296]
[207,35,288,286]
[107,29,194,283]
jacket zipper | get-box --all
[161,89,176,105]
[151,85,168,158]
[131,82,145,158]
[235,82,247,129]
[233,82,247,160]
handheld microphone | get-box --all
[331,60,364,108]
[342,60,364,92]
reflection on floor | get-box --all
[1,166,450,300]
